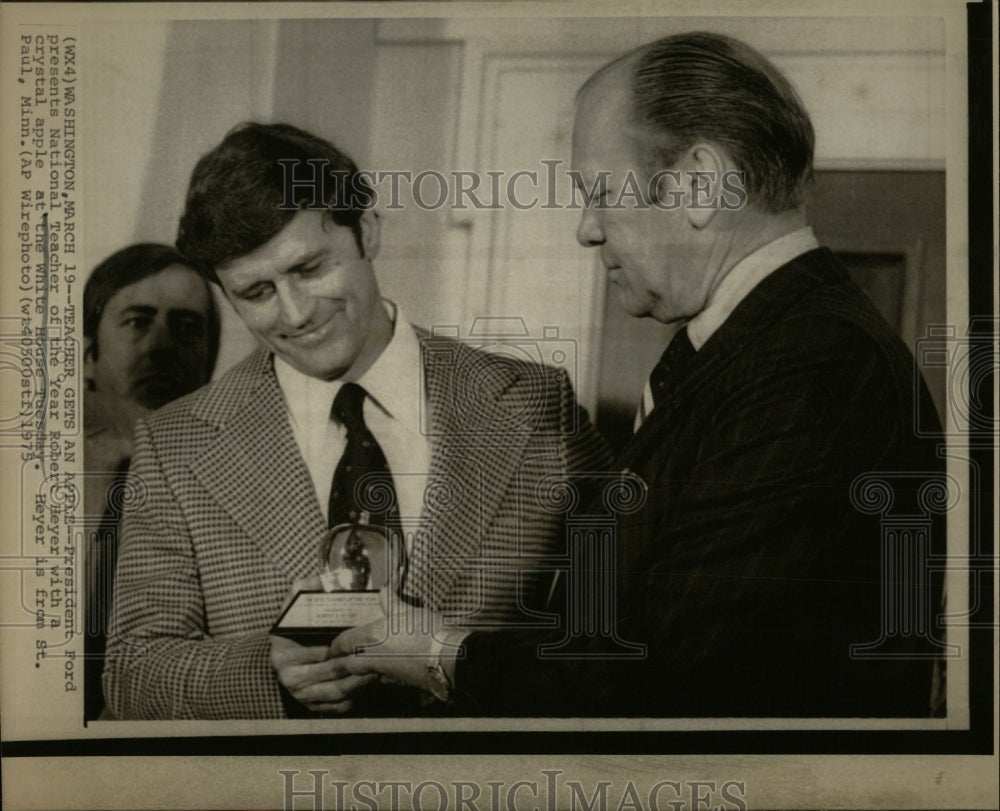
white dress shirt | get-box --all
[636,226,820,429]
[274,301,432,531]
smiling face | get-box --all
[216,209,391,381]
[571,66,715,325]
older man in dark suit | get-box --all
[333,32,946,717]
[102,123,609,719]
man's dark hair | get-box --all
[176,122,375,282]
[626,31,814,212]
[84,242,220,372]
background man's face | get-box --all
[88,265,214,409]
[216,209,386,381]
[572,69,711,325]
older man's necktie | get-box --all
[328,382,398,530]
[649,326,695,408]
[635,326,695,428]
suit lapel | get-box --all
[190,350,326,581]
[619,248,842,473]
[620,337,723,473]
[407,339,531,609]
[187,338,540,600]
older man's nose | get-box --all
[576,206,605,247]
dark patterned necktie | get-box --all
[328,382,398,529]
[324,382,417,718]
[648,325,695,409]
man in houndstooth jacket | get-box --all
[102,123,610,719]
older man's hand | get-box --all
[329,587,460,696]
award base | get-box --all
[270,590,384,646]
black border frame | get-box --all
[4,0,995,761]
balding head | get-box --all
[584,32,815,213]
[570,32,814,325]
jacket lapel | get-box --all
[406,339,531,609]
[190,350,326,581]
[619,248,843,474]
[187,338,543,600]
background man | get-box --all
[84,243,220,718]
[102,123,609,719]
[334,32,947,717]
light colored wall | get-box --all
[84,22,171,274]
[367,40,463,331]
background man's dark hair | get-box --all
[627,31,815,212]
[176,122,375,282]
[84,242,221,371]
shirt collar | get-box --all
[686,226,819,350]
[274,300,423,435]
[356,301,423,434]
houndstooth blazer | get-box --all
[103,335,610,719]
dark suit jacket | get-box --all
[456,248,945,717]
[103,336,609,719]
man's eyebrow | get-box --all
[231,279,268,298]
[116,304,157,319]
[284,250,326,275]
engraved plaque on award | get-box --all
[271,518,404,645]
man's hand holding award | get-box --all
[269,515,405,714]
